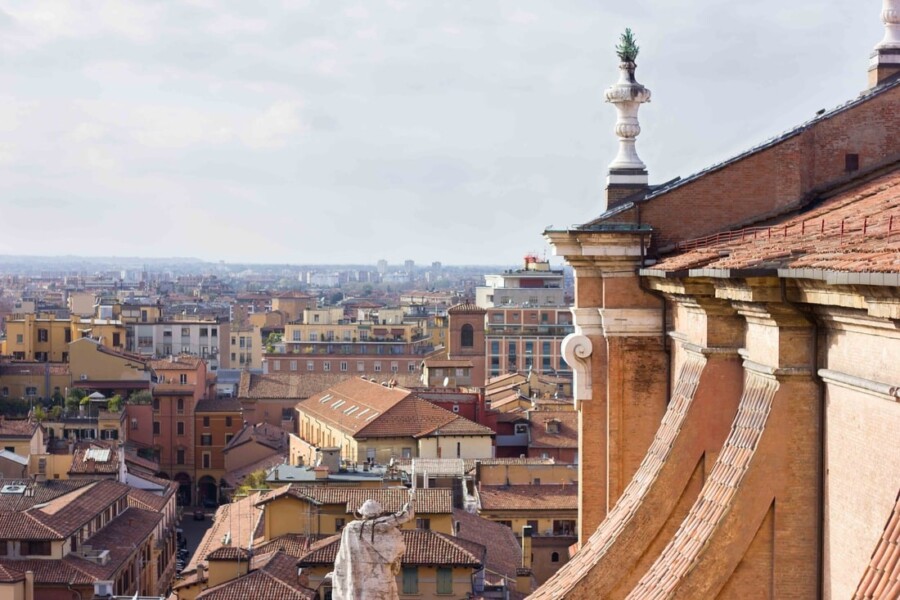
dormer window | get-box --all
[546,419,561,434]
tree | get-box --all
[106,395,122,412]
[234,469,271,497]
[615,28,640,63]
[32,406,47,422]
[265,332,283,354]
[127,390,153,405]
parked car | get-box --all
[193,509,205,521]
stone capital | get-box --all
[562,333,593,407]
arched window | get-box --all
[461,324,474,348]
[551,552,560,563]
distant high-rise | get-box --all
[376,259,388,275]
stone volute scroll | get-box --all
[331,489,416,600]
[562,333,593,408]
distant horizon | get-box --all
[0,2,880,263]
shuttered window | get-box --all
[402,567,418,594]
[437,567,453,594]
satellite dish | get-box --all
[442,377,449,387]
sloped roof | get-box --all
[853,487,900,599]
[0,418,39,439]
[239,371,364,399]
[647,169,900,276]
[189,491,265,572]
[478,484,578,512]
[296,529,484,568]
[528,411,578,450]
[256,486,452,515]
[196,551,315,600]
[453,508,524,586]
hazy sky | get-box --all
[0,1,883,265]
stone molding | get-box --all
[562,333,593,406]
[599,308,663,337]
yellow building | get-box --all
[0,418,44,458]
[255,486,455,538]
[295,378,494,465]
[297,528,485,599]
[3,313,126,362]
[0,362,70,401]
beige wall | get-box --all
[821,318,900,600]
[417,435,493,460]
[69,338,150,382]
[479,463,578,486]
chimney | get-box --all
[870,0,900,87]
[603,28,651,211]
[516,567,533,596]
[24,570,34,600]
[521,525,533,570]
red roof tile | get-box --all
[296,529,484,568]
[652,170,900,275]
[477,484,578,512]
[853,487,900,599]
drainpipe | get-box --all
[779,277,823,599]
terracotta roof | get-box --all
[627,372,779,599]
[414,414,494,438]
[0,479,94,512]
[447,303,486,315]
[527,411,578,449]
[68,441,119,475]
[0,418,39,439]
[207,547,250,561]
[256,486,452,515]
[223,453,287,489]
[150,355,204,370]
[299,387,494,440]
[254,533,325,558]
[196,551,315,600]
[239,371,367,399]
[189,492,265,571]
[453,508,524,585]
[478,484,578,512]
[853,487,900,599]
[128,484,176,512]
[529,355,707,600]
[196,397,243,412]
[224,422,288,453]
[649,170,900,276]
[297,529,484,568]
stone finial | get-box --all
[870,0,900,87]
[603,28,651,211]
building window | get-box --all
[551,552,560,563]
[402,567,418,595]
[273,361,281,371]
[0,541,7,556]
[177,398,184,412]
[357,361,365,372]
[202,453,211,469]
[340,361,348,372]
[176,449,185,464]
[408,362,416,373]
[402,447,412,459]
[225,433,233,444]
[153,398,160,411]
[416,518,430,530]
[201,434,212,446]
[177,421,185,436]
[373,362,382,372]
[1,388,8,398]
[290,360,297,371]
[203,416,210,427]
[390,361,398,373]
[153,421,160,435]
[225,416,233,427]
[65,329,72,343]
[436,567,453,595]
[323,361,331,372]
[307,361,315,372]
[21,541,51,556]
[179,374,188,384]
[460,324,474,347]
[335,518,346,532]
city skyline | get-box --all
[0,1,880,264]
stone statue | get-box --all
[332,490,415,600]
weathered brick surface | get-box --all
[605,84,900,250]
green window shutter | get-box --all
[437,567,453,594]
[402,566,418,594]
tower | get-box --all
[603,28,652,211]
[446,303,486,388]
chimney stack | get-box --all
[604,28,651,211]
[870,0,900,87]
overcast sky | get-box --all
[0,1,883,265]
